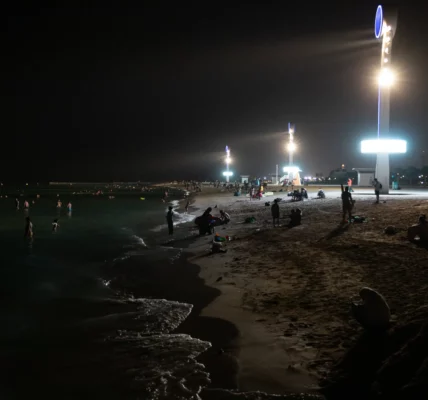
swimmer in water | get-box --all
[57,199,62,208]
[24,217,33,238]
[23,200,29,209]
[52,219,60,232]
[67,202,72,212]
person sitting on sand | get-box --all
[301,187,308,199]
[351,287,390,331]
[220,210,230,224]
[195,207,216,235]
[407,215,428,242]
[317,189,325,199]
[288,208,302,228]
[271,199,280,227]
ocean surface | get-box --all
[0,187,324,400]
[0,188,211,399]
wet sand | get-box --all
[174,185,428,397]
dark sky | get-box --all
[4,1,428,182]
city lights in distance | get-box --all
[378,68,395,87]
[361,139,407,154]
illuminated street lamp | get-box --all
[287,123,296,183]
[225,145,231,183]
[374,5,397,193]
[361,5,403,194]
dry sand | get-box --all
[178,185,428,396]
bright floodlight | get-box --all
[287,142,296,152]
[283,166,301,173]
[225,157,231,164]
[223,171,233,177]
[361,139,406,154]
[378,68,395,87]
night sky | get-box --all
[5,1,428,182]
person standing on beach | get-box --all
[166,206,174,235]
[271,199,280,227]
[372,178,382,203]
[185,200,190,213]
[15,198,19,210]
[341,184,353,223]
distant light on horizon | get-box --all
[361,139,407,154]
[223,171,233,177]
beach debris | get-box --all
[350,215,366,223]
[244,216,256,224]
[215,276,223,282]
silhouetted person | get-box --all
[373,178,382,203]
[24,217,33,238]
[166,206,174,235]
[408,214,428,242]
[271,199,280,227]
[351,287,390,331]
[341,184,353,223]
[288,208,302,228]
[220,210,230,224]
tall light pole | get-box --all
[375,5,396,194]
[225,145,231,183]
[287,123,296,183]
[361,6,406,188]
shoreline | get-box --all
[168,185,428,398]
[174,187,320,395]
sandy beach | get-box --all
[172,185,428,398]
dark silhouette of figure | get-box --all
[166,206,174,235]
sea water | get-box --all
[0,191,210,399]
[0,190,323,400]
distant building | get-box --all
[352,168,375,186]
[240,175,250,184]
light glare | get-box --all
[361,139,407,154]
[287,142,296,152]
[378,68,395,87]
[283,166,301,173]
[223,171,233,177]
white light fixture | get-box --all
[361,139,407,154]
[378,68,395,87]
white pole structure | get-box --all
[374,5,396,194]
[225,145,231,183]
[288,123,295,184]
